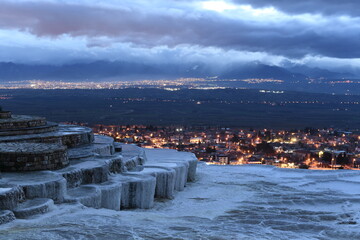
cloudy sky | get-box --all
[1,0,360,71]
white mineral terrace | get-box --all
[0,142,198,222]
[0,113,199,231]
[3,163,360,239]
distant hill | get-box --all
[0,61,163,81]
[0,61,355,81]
[219,62,307,81]
[287,65,355,79]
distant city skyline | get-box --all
[1,0,360,75]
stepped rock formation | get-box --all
[0,111,197,224]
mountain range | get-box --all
[0,61,356,81]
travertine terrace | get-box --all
[0,111,197,225]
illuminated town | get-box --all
[0,78,219,90]
[91,124,360,170]
[1,78,359,90]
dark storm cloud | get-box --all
[232,0,360,16]
[1,0,360,60]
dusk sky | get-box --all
[1,0,360,72]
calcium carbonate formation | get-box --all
[0,111,197,225]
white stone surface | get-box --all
[145,148,198,183]
[0,172,66,203]
[5,165,360,239]
[142,166,176,199]
[0,142,198,234]
[145,162,187,191]
[65,186,101,209]
[0,188,12,194]
[13,198,54,219]
[114,174,156,209]
[96,181,122,211]
[57,159,109,188]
